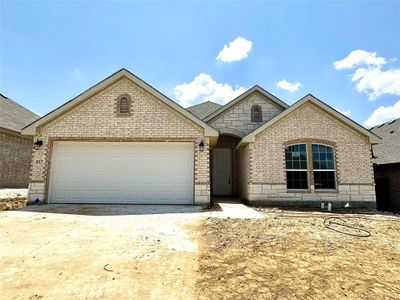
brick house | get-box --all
[370,118,400,212]
[0,93,39,188]
[22,69,380,207]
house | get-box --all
[21,69,380,207]
[370,118,400,212]
[0,93,39,188]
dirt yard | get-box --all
[196,208,400,300]
[0,204,203,299]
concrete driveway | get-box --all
[0,204,204,299]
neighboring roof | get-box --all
[21,69,219,138]
[204,85,289,122]
[186,101,222,120]
[238,94,381,147]
[370,118,400,165]
[0,93,39,133]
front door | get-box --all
[212,148,232,196]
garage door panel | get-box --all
[49,142,194,204]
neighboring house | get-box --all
[0,93,39,188]
[370,118,400,212]
[21,69,380,208]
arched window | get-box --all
[285,143,337,190]
[285,144,308,189]
[251,105,262,122]
[117,95,131,114]
[312,144,336,189]
[119,97,129,114]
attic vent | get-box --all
[251,105,263,122]
[119,97,129,113]
[116,94,132,115]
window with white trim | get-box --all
[285,144,308,189]
[312,144,336,189]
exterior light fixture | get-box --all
[199,140,205,152]
[34,139,43,150]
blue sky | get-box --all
[1,1,399,127]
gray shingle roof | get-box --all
[370,118,400,165]
[0,93,39,133]
[186,101,222,120]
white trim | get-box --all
[21,69,219,138]
[204,85,288,122]
[238,94,382,147]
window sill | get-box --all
[286,189,338,194]
[314,189,338,193]
[287,189,310,193]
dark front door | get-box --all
[212,148,232,196]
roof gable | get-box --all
[239,94,381,146]
[0,93,39,133]
[203,85,288,122]
[21,69,218,137]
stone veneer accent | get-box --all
[0,129,33,188]
[209,91,284,135]
[244,102,376,208]
[28,77,210,205]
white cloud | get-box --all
[174,73,248,107]
[351,67,400,100]
[216,37,253,63]
[333,50,387,70]
[334,50,400,100]
[364,100,400,127]
[276,79,303,93]
[334,107,351,116]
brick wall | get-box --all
[245,102,376,207]
[237,144,250,199]
[28,77,210,205]
[0,130,33,188]
[209,91,284,135]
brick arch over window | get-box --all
[115,94,132,116]
[283,138,337,148]
[251,105,263,122]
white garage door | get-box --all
[48,142,194,204]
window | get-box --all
[285,144,308,189]
[119,97,129,114]
[312,144,336,189]
[251,105,263,122]
[285,142,337,190]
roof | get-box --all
[203,85,289,122]
[370,118,400,165]
[21,69,219,139]
[238,94,381,147]
[0,93,39,133]
[186,101,222,120]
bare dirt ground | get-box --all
[0,204,203,300]
[0,188,28,211]
[197,207,400,300]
